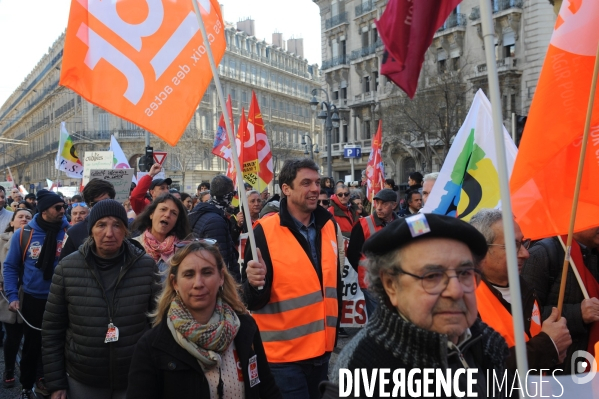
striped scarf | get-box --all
[167,296,240,370]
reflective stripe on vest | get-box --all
[357,215,383,289]
[252,214,339,363]
[476,281,541,347]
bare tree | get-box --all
[381,57,471,172]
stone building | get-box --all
[0,19,320,194]
[313,0,555,187]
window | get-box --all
[246,40,250,52]
[99,112,109,132]
[341,87,347,99]
[511,94,516,113]
[451,57,460,71]
[438,59,447,74]
[373,72,379,91]
[363,121,371,139]
[242,91,248,103]
[231,89,237,100]
[364,76,370,93]
[333,91,339,100]
[504,45,515,58]
[240,64,246,80]
[235,36,240,48]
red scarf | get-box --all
[562,235,599,358]
[143,230,179,263]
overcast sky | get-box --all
[0,0,322,107]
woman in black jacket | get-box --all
[42,200,160,399]
[127,240,282,399]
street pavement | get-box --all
[0,327,362,398]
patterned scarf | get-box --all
[142,229,178,263]
[167,296,240,370]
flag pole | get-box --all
[556,41,599,314]
[479,0,529,394]
[191,1,260,273]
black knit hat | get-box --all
[363,213,488,259]
[87,199,129,234]
[36,189,64,213]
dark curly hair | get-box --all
[130,193,191,240]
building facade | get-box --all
[0,19,320,194]
[313,0,555,186]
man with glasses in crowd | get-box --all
[470,209,571,372]
[318,190,330,209]
[327,213,508,396]
[69,201,89,226]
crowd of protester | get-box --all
[0,160,594,398]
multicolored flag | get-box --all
[55,122,84,179]
[376,0,461,98]
[510,0,599,239]
[366,121,385,203]
[422,90,518,221]
[212,96,235,177]
[60,0,226,146]
[246,92,274,191]
[110,135,137,184]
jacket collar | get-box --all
[279,197,333,231]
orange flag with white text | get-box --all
[60,0,225,146]
[247,92,274,191]
[510,0,599,240]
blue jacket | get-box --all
[3,214,70,303]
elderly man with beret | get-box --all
[330,214,509,397]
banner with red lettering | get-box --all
[61,0,226,146]
[341,238,368,328]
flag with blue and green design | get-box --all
[421,90,518,221]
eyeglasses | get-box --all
[318,200,330,206]
[53,205,65,212]
[488,239,531,252]
[72,203,88,208]
[396,267,482,295]
[174,238,218,252]
[337,192,350,198]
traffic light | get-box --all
[138,146,154,172]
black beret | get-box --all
[363,213,488,259]
[373,189,397,202]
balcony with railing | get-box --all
[494,0,523,12]
[321,54,349,70]
[350,44,378,61]
[325,12,348,30]
[355,1,375,18]
[437,13,467,32]
[470,6,480,20]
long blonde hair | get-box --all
[151,241,248,326]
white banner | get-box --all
[340,238,368,328]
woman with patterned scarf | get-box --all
[131,193,191,275]
[127,240,282,399]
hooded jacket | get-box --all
[3,214,70,303]
[327,195,358,237]
[42,239,160,391]
[189,202,239,282]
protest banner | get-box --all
[89,169,134,203]
[340,238,368,328]
[83,151,114,185]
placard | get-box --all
[83,151,114,185]
[340,238,368,328]
[89,169,134,203]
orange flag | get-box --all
[366,121,385,203]
[510,0,599,240]
[236,108,257,185]
[247,91,274,190]
[60,0,225,146]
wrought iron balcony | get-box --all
[494,0,523,12]
[437,13,467,32]
[470,6,480,20]
[321,55,349,70]
[325,12,348,30]
[350,44,377,61]
[355,1,374,17]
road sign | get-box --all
[153,151,167,165]
[343,145,362,158]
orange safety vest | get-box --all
[251,214,339,363]
[357,215,384,289]
[476,281,542,347]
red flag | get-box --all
[61,0,226,146]
[366,121,385,202]
[247,92,274,190]
[510,0,599,239]
[236,108,256,184]
[376,0,460,98]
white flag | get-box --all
[110,135,137,184]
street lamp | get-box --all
[309,88,339,178]
[301,134,320,160]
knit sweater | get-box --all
[333,302,509,398]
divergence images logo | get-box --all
[571,350,597,385]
